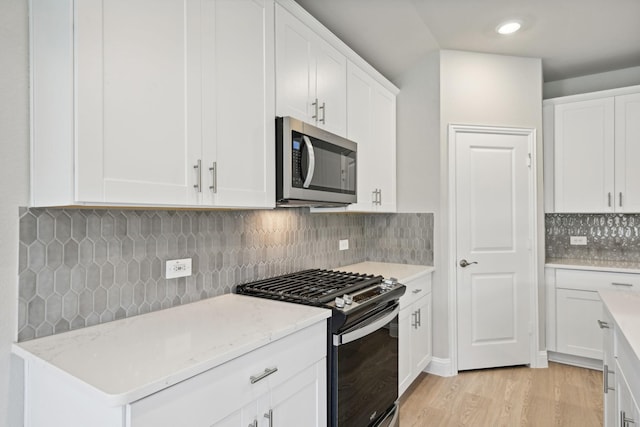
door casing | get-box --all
[447,124,541,374]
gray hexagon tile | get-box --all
[18,208,434,341]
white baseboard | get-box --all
[424,357,455,377]
[548,351,602,371]
[532,350,549,368]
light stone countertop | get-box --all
[337,261,434,283]
[599,290,640,364]
[12,294,330,407]
[545,258,640,274]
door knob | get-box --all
[459,259,478,268]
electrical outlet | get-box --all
[339,239,349,251]
[570,236,587,245]
[166,258,192,279]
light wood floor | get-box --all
[399,362,603,427]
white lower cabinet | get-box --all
[23,321,326,427]
[556,288,603,360]
[601,300,640,427]
[546,267,639,366]
[398,272,432,397]
[128,323,326,427]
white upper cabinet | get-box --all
[345,61,397,212]
[200,0,275,208]
[275,4,347,137]
[30,0,274,208]
[614,92,640,212]
[553,97,615,213]
[545,86,640,213]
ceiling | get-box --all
[294,0,640,83]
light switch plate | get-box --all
[166,258,192,279]
[570,236,587,245]
[339,239,349,251]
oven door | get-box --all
[331,304,399,427]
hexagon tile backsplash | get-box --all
[18,208,433,341]
[546,213,640,262]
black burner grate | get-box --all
[235,269,382,306]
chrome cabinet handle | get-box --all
[250,367,278,384]
[620,192,623,207]
[379,188,382,206]
[608,192,612,207]
[459,259,478,268]
[411,311,417,328]
[209,162,217,193]
[302,135,315,188]
[193,160,202,192]
[412,289,423,294]
[312,98,319,122]
[319,102,326,124]
[417,308,421,327]
[372,189,378,205]
[603,364,615,393]
[612,282,633,287]
[264,409,273,427]
[597,320,610,329]
[622,411,636,426]
[248,420,258,427]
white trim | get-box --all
[447,124,540,373]
[543,84,640,106]
[424,357,455,377]
[535,351,549,369]
[547,351,602,371]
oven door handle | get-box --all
[333,306,399,346]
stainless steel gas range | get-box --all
[236,269,406,427]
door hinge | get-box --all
[527,153,532,168]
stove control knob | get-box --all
[334,297,345,309]
[343,294,353,305]
[382,277,398,290]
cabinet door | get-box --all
[615,92,640,212]
[346,62,375,210]
[202,0,275,208]
[412,293,432,374]
[617,364,640,427]
[556,289,603,359]
[76,0,202,205]
[371,83,397,212]
[275,4,314,124]
[314,41,347,137]
[345,62,396,213]
[554,98,615,212]
[267,361,327,427]
[398,307,413,397]
[601,309,616,427]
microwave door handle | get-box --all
[302,135,315,188]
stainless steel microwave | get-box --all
[276,117,357,207]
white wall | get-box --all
[543,65,640,99]
[394,51,448,359]
[395,51,440,214]
[0,0,30,424]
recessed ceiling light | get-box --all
[496,20,522,35]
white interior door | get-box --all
[454,126,534,371]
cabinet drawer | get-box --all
[128,321,326,427]
[555,269,640,292]
[399,273,432,308]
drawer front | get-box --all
[555,269,640,292]
[128,321,326,427]
[399,273,432,308]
